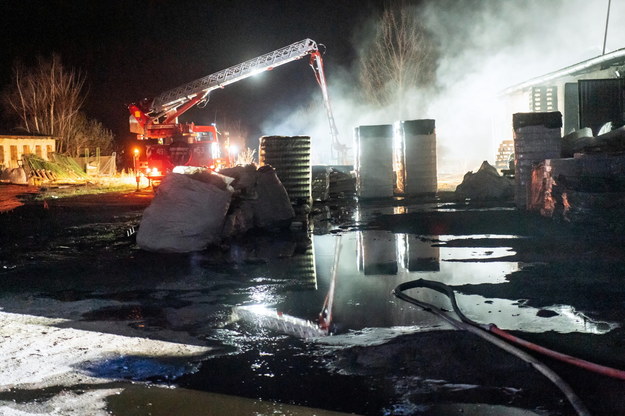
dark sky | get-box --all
[1,0,381,148]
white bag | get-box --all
[137,172,233,252]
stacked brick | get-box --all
[513,112,562,209]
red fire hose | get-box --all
[394,279,625,381]
[488,324,625,380]
[393,278,625,416]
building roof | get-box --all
[502,47,625,95]
[0,133,56,140]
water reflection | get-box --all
[456,294,618,334]
[397,234,440,272]
[357,230,397,275]
[305,231,617,336]
[234,228,617,338]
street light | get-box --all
[133,148,140,191]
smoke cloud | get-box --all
[261,0,624,182]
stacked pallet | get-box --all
[495,140,514,171]
[395,119,437,196]
[259,136,312,205]
[354,125,394,199]
[513,112,562,209]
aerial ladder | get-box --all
[129,39,345,179]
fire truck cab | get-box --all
[133,121,225,182]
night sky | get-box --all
[1,0,382,150]
[4,1,619,170]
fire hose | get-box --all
[393,278,601,416]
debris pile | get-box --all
[455,161,514,201]
[1,154,90,185]
[561,127,595,157]
[136,165,294,253]
[529,153,625,227]
[311,166,330,202]
[561,126,625,157]
[329,167,356,198]
[528,125,625,226]
[311,166,356,201]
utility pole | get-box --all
[602,0,611,55]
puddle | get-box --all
[81,305,170,330]
[81,355,200,382]
[295,231,619,337]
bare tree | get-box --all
[66,113,115,157]
[359,1,438,118]
[2,54,115,155]
[217,116,250,152]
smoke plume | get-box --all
[261,0,624,181]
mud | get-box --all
[0,187,624,415]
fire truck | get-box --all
[128,38,342,181]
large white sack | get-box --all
[137,173,232,252]
[253,166,295,229]
[9,168,28,185]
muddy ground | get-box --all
[0,183,624,415]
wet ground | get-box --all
[0,186,624,415]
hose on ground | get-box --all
[395,278,625,380]
[393,279,592,416]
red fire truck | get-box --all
[128,38,343,182]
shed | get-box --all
[0,134,56,169]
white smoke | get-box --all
[261,0,624,179]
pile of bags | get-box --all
[0,167,28,184]
[136,165,295,253]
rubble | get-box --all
[529,153,625,227]
[455,161,514,201]
[312,166,330,202]
[561,127,595,157]
[312,166,356,201]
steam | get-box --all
[261,0,624,179]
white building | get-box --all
[0,134,56,169]
[501,47,625,137]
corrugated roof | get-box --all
[502,47,625,95]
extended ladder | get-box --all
[147,38,345,163]
[152,39,318,115]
